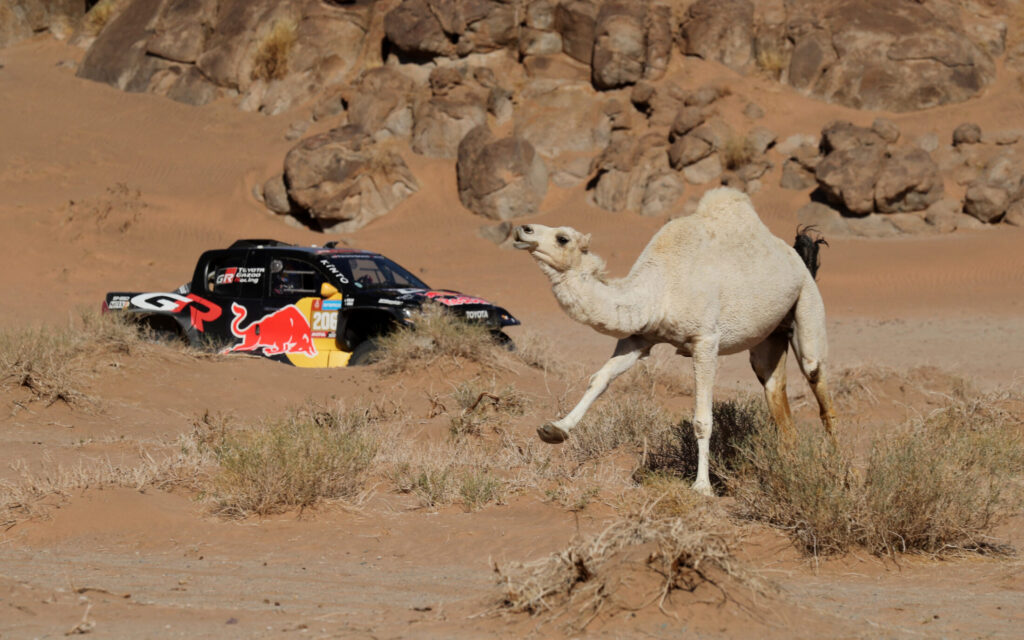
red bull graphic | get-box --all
[226,303,317,357]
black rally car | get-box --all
[103,239,520,367]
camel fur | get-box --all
[513,187,837,496]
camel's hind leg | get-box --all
[690,336,719,497]
[538,335,652,444]
[790,278,838,445]
[749,331,795,436]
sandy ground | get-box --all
[2,37,1023,638]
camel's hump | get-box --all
[693,187,764,229]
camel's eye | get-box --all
[556,235,569,246]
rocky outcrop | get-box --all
[590,131,683,215]
[456,126,548,220]
[0,0,83,48]
[383,0,517,60]
[680,0,754,72]
[282,125,419,232]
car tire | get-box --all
[491,331,515,352]
[348,338,379,366]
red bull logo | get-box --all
[226,303,317,357]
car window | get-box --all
[203,252,262,298]
[269,258,324,298]
[324,255,428,290]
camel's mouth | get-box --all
[513,225,538,251]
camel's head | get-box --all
[513,224,592,273]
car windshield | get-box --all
[321,254,429,290]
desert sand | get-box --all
[1,36,1023,639]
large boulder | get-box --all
[76,0,163,91]
[591,131,683,215]
[411,97,487,158]
[513,81,611,160]
[680,0,754,72]
[456,125,548,220]
[815,146,885,216]
[964,153,1024,223]
[282,125,419,232]
[554,0,598,65]
[345,67,417,141]
[591,2,646,89]
[781,0,996,111]
[0,0,84,48]
[873,148,943,213]
[383,0,517,60]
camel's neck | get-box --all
[540,255,658,337]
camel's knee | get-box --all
[800,357,822,382]
[692,419,711,441]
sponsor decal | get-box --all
[107,295,131,310]
[424,291,489,307]
[377,298,403,306]
[309,298,339,338]
[128,292,222,332]
[319,259,350,284]
[465,310,489,320]
[216,266,264,285]
[344,298,355,307]
[226,303,317,357]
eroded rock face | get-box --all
[283,125,419,232]
[680,0,754,72]
[383,0,517,59]
[591,131,683,215]
[0,0,83,48]
[781,0,996,111]
[456,125,548,220]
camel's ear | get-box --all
[580,233,591,253]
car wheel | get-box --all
[491,331,515,352]
[348,338,379,365]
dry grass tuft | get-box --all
[204,401,382,517]
[568,390,675,463]
[643,398,770,490]
[513,329,573,376]
[386,440,509,511]
[754,41,789,80]
[496,504,759,629]
[727,394,1024,556]
[373,305,507,374]
[0,310,152,407]
[721,134,757,170]
[81,0,128,36]
[448,378,529,438]
[252,18,299,82]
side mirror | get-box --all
[320,282,339,298]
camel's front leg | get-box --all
[691,337,719,496]
[538,335,652,444]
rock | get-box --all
[924,198,964,232]
[983,129,1024,145]
[845,214,900,238]
[519,27,562,57]
[780,159,816,190]
[874,147,943,213]
[166,65,218,106]
[457,125,548,220]
[790,144,821,171]
[684,84,725,108]
[554,0,598,65]
[346,67,416,141]
[383,0,457,59]
[591,132,683,215]
[887,212,934,234]
[787,30,836,92]
[285,120,310,141]
[871,118,900,144]
[747,127,777,156]
[682,153,723,185]
[514,82,611,160]
[815,145,885,216]
[915,133,939,153]
[743,102,765,119]
[776,133,817,157]
[820,121,885,154]
[411,97,487,158]
[262,173,292,214]
[668,134,713,169]
[526,0,555,30]
[680,0,754,72]
[283,125,419,231]
[522,53,591,81]
[76,0,163,91]
[952,122,982,146]
[670,106,705,137]
[797,201,849,236]
[591,1,647,89]
[1004,199,1024,226]
[147,0,216,64]
[644,2,672,80]
[964,182,1009,223]
[1,0,84,48]
[479,221,513,245]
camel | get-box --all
[513,187,837,496]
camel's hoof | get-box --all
[537,423,569,444]
[691,481,715,497]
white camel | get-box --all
[513,187,837,496]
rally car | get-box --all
[102,239,520,367]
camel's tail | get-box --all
[793,225,828,279]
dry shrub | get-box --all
[496,504,758,629]
[0,310,149,406]
[81,0,128,36]
[373,305,505,374]
[252,18,299,81]
[568,390,674,462]
[721,134,757,170]
[727,395,1024,556]
[460,468,506,511]
[754,41,789,79]
[386,441,508,510]
[513,329,572,376]
[643,398,770,490]
[206,402,382,517]
[632,471,701,518]
[448,378,528,438]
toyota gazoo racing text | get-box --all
[103,239,520,367]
